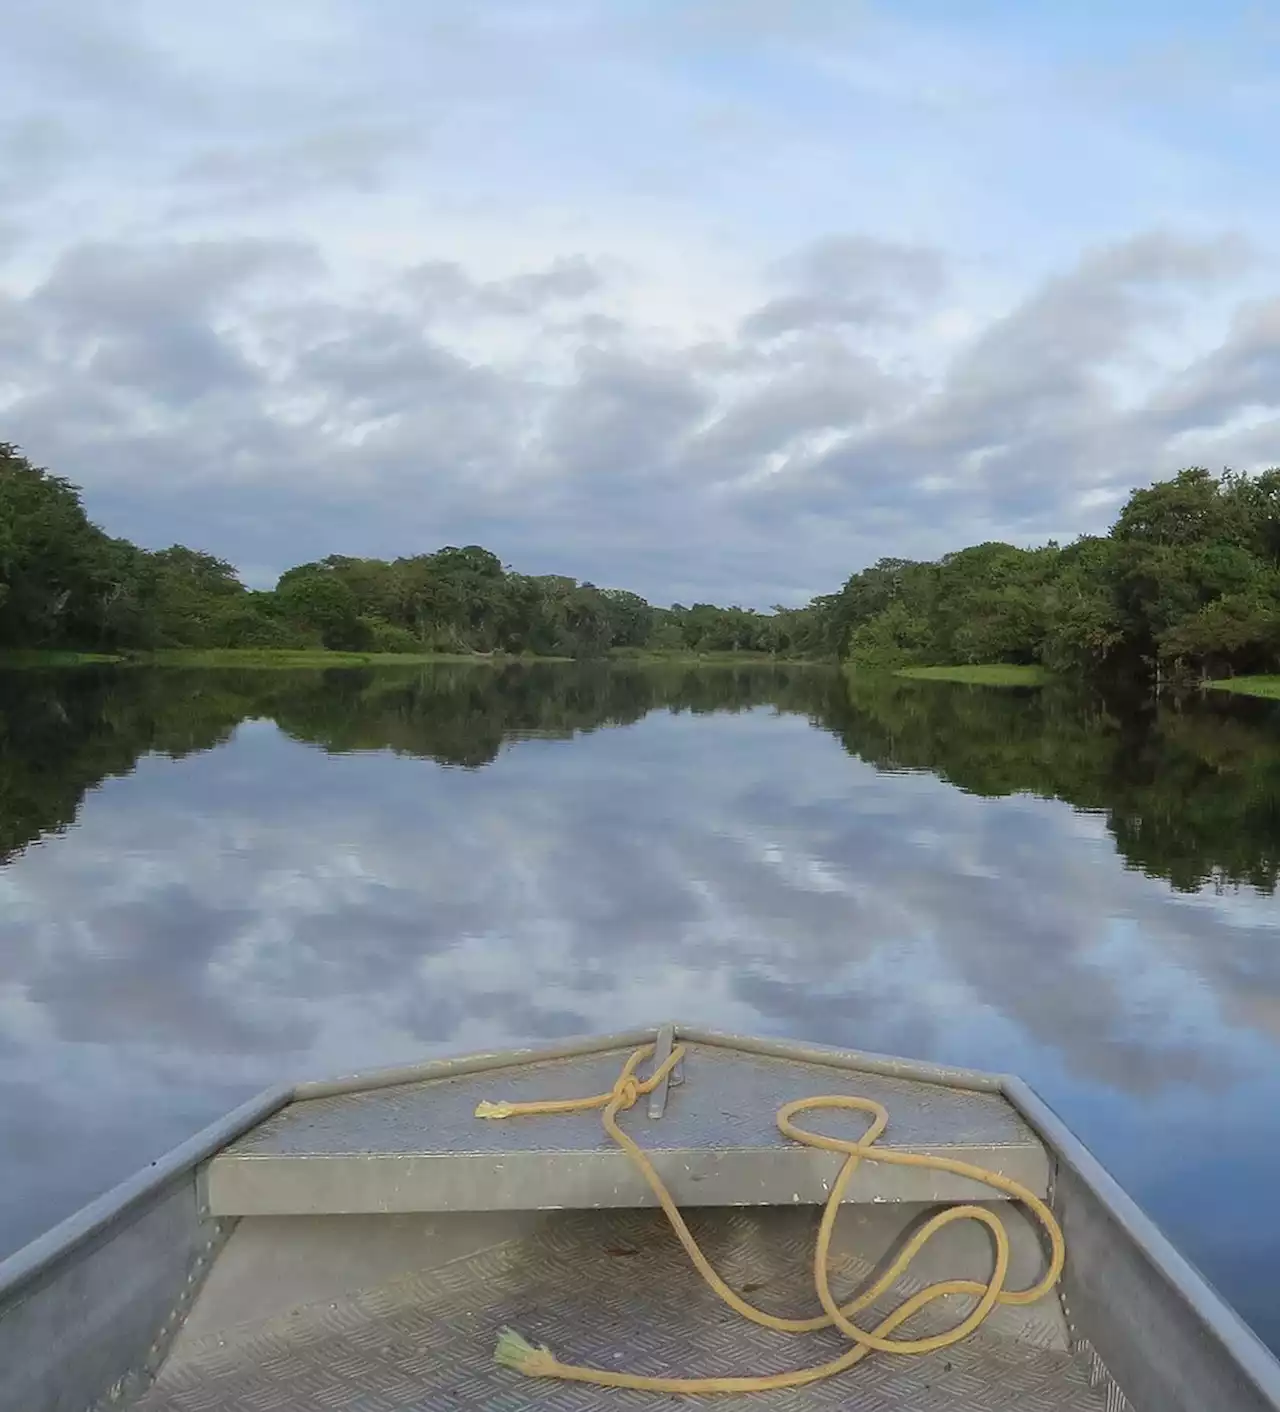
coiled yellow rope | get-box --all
[476,1041,1065,1396]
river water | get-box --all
[2,662,1278,1346]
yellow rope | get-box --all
[477,1042,1065,1396]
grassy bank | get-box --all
[5,646,829,671]
[894,663,1050,686]
[607,647,826,665]
[1206,675,1280,700]
[139,648,524,668]
[0,649,128,666]
[0,647,556,670]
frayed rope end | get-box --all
[475,1099,514,1119]
[494,1327,559,1376]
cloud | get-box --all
[0,115,76,202]
[3,2,1280,605]
[172,123,427,214]
[402,256,603,320]
[1149,296,1280,436]
[743,235,946,340]
[25,239,313,408]
[33,237,321,320]
[2,3,190,115]
[1,222,1273,606]
[741,230,1263,542]
[536,346,712,484]
[941,233,1248,412]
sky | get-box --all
[3,1,1280,606]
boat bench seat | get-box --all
[204,1043,1050,1216]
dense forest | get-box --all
[825,466,1280,682]
[3,663,1278,892]
[0,442,823,660]
[4,439,1280,679]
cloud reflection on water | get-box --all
[1,674,1279,1343]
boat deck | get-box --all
[11,1026,1278,1412]
[137,1206,1108,1412]
[206,1041,1049,1215]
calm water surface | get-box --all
[2,663,1279,1346]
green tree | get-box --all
[599,589,654,649]
[0,443,134,648]
[275,566,369,650]
[8,436,1280,681]
[1039,537,1125,675]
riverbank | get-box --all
[0,648,528,669]
[894,664,1050,686]
[1206,676,1280,700]
[0,646,817,671]
[606,648,827,665]
[144,649,562,668]
[0,650,127,666]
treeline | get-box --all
[4,663,1278,891]
[823,468,1280,681]
[5,439,1280,678]
[0,443,825,660]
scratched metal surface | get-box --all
[208,1042,1049,1215]
[136,1207,1108,1412]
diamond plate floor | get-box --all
[137,1208,1111,1411]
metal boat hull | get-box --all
[3,1026,1278,1412]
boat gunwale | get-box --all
[1004,1075,1280,1404]
[2,1023,1278,1408]
[0,1086,292,1307]
[0,1027,667,1305]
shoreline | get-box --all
[1206,676,1280,700]
[891,664,1050,687]
[0,647,829,670]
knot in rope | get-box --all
[613,1075,640,1110]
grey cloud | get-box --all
[0,115,76,202]
[173,124,426,212]
[743,235,946,340]
[783,234,946,301]
[89,324,254,405]
[1148,297,1280,434]
[690,339,901,467]
[4,238,326,476]
[2,223,1275,607]
[502,257,601,307]
[0,291,38,374]
[27,242,297,407]
[34,237,321,320]
[743,291,899,339]
[402,255,602,321]
[536,345,712,483]
[763,230,1258,540]
[4,4,178,109]
[942,233,1247,416]
[297,309,485,410]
